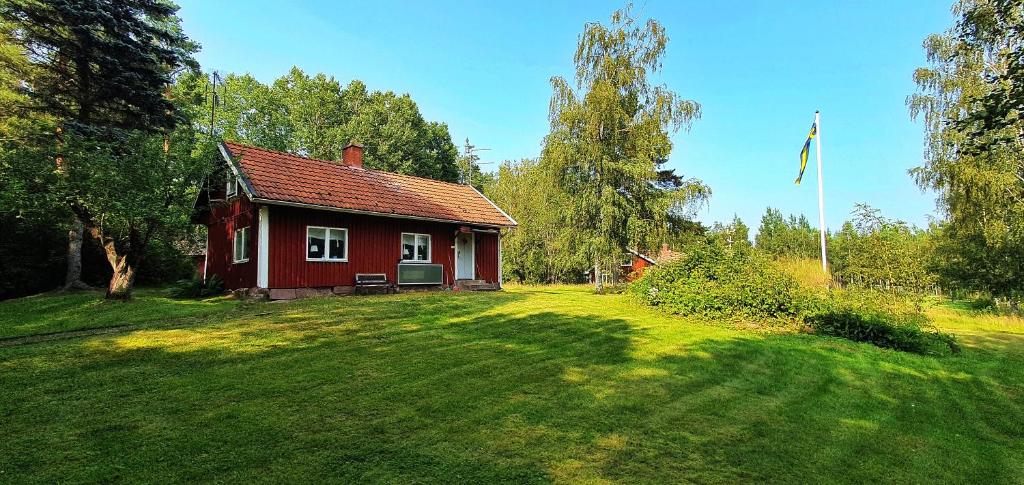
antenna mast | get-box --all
[461,138,491,186]
[207,70,223,140]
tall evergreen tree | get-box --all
[542,5,704,290]
[0,0,197,292]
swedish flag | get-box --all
[795,122,817,184]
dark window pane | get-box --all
[234,230,243,261]
[416,235,429,261]
[307,227,326,259]
[328,229,346,260]
[241,228,250,260]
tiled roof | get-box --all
[221,142,515,227]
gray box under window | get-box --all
[397,264,443,285]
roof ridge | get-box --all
[223,141,474,190]
[220,141,515,227]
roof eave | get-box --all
[470,185,518,227]
[251,197,516,229]
[219,142,259,199]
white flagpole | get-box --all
[814,110,828,272]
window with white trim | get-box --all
[226,175,238,197]
[233,226,250,263]
[307,226,348,261]
[401,233,430,262]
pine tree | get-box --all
[1,0,197,294]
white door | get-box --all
[455,232,475,280]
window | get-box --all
[226,175,238,197]
[307,226,347,261]
[401,233,431,262]
[233,227,250,263]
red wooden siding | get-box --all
[202,195,258,289]
[267,205,501,288]
[474,232,499,283]
[631,254,652,272]
[623,254,654,281]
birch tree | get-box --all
[909,0,1024,299]
[542,5,705,290]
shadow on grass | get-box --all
[0,288,237,340]
[1,292,1022,483]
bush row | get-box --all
[630,240,958,355]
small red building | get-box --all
[192,141,516,297]
[587,245,678,284]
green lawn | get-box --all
[0,288,236,340]
[1,286,1021,483]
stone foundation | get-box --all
[233,284,453,301]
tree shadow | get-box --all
[1,294,1022,483]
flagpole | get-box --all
[814,110,828,273]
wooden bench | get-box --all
[354,273,395,295]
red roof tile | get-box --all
[222,142,515,227]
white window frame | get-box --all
[306,226,349,262]
[226,175,238,198]
[401,232,432,263]
[233,226,250,264]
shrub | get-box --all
[631,240,959,355]
[136,238,196,286]
[630,241,804,320]
[804,289,959,355]
[170,274,224,299]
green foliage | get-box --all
[829,204,937,291]
[456,138,493,190]
[135,236,198,285]
[804,289,959,356]
[198,68,461,182]
[0,0,198,131]
[632,237,959,355]
[0,0,202,298]
[908,0,1024,299]
[709,214,752,249]
[485,159,589,283]
[542,5,707,288]
[170,274,223,299]
[755,207,821,259]
[630,240,803,320]
[0,211,66,300]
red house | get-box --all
[192,141,517,298]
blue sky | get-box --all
[177,0,953,233]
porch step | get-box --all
[455,280,499,291]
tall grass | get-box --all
[774,257,831,290]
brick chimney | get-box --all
[342,142,364,168]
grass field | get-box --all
[1,285,1022,483]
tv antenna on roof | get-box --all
[462,138,491,186]
[206,70,225,140]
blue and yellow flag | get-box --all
[795,122,817,184]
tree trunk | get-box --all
[78,215,142,301]
[594,260,603,292]
[106,256,136,300]
[57,126,90,291]
[63,216,91,290]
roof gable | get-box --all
[221,142,515,227]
